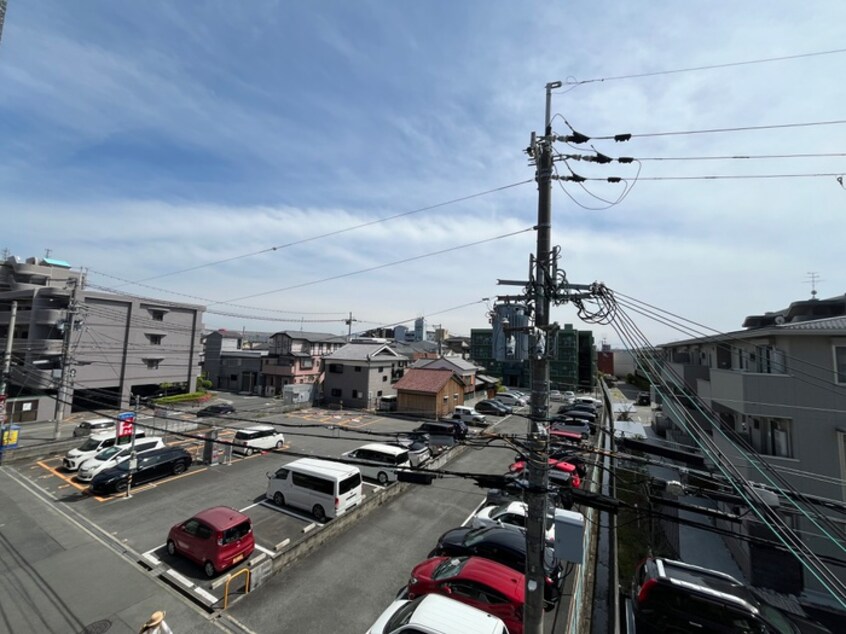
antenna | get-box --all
[805,272,822,299]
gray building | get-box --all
[322,342,409,409]
[203,330,268,394]
[659,296,846,603]
[1,255,204,423]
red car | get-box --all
[167,506,255,578]
[510,458,581,489]
[407,556,525,634]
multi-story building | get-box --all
[261,331,346,396]
[0,255,204,423]
[659,295,846,601]
[322,341,409,409]
[203,330,268,393]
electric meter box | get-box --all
[554,508,585,563]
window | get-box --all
[836,346,846,383]
[183,519,200,535]
[300,358,314,370]
[145,359,161,369]
[354,366,362,373]
[352,390,363,399]
[150,310,165,321]
[148,334,164,345]
[196,524,212,540]
[329,363,344,374]
[382,375,387,382]
[292,472,333,495]
[274,468,289,480]
[331,388,342,397]
[766,418,793,458]
[377,390,383,397]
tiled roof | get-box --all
[393,368,461,394]
[414,356,478,372]
[325,342,407,361]
[778,315,846,331]
[271,330,347,343]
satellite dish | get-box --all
[774,315,785,325]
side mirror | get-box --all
[266,471,273,479]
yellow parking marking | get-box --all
[99,466,209,501]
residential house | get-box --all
[203,330,269,393]
[659,295,846,601]
[444,335,471,357]
[393,368,465,418]
[322,342,409,409]
[393,340,439,362]
[0,255,204,423]
[411,355,478,396]
[261,331,346,397]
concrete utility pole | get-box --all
[53,278,79,440]
[346,312,355,340]
[523,81,561,634]
[0,300,17,464]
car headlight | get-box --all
[409,576,418,585]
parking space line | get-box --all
[258,500,322,525]
[238,502,263,512]
[35,461,88,492]
[462,498,488,527]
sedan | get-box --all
[475,400,512,416]
[470,501,555,542]
[510,458,581,489]
[90,447,192,494]
[407,556,525,634]
[429,526,561,605]
[196,404,236,417]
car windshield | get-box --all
[114,461,131,472]
[95,446,122,460]
[432,557,468,581]
[79,439,104,451]
[384,597,423,632]
[488,503,513,520]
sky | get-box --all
[2,1,845,348]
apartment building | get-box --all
[659,295,846,602]
[0,255,204,423]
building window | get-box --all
[151,310,165,321]
[354,366,362,373]
[835,346,846,383]
[331,388,342,397]
[761,418,793,458]
[144,359,161,369]
[382,375,387,382]
[230,374,238,382]
[300,358,314,370]
[329,363,343,374]
[352,390,363,399]
[377,390,383,397]
[148,334,164,345]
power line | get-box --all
[570,172,846,182]
[562,47,846,85]
[590,119,846,141]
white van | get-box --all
[341,443,410,485]
[76,437,165,482]
[63,429,147,471]
[266,458,362,522]
[233,425,286,455]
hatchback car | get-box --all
[90,447,192,494]
[233,425,285,455]
[495,392,527,408]
[390,436,431,467]
[406,556,525,634]
[475,400,512,416]
[429,526,562,605]
[632,557,831,633]
[366,593,508,634]
[470,501,555,542]
[72,418,116,437]
[167,506,255,578]
[196,403,236,417]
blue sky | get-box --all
[2,1,845,346]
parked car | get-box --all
[509,458,581,489]
[413,420,468,441]
[632,557,831,633]
[167,506,255,578]
[266,458,362,521]
[232,425,285,455]
[196,403,235,417]
[548,390,564,402]
[637,391,651,406]
[559,402,598,414]
[72,418,115,437]
[469,501,555,542]
[390,435,431,467]
[63,430,148,471]
[406,556,525,634]
[76,437,165,482]
[90,447,192,494]
[342,443,411,485]
[448,406,488,427]
[429,526,562,605]
[556,406,597,423]
[495,392,527,408]
[549,419,592,439]
[475,400,512,416]
[574,396,602,408]
[366,593,508,634]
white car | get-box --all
[495,392,527,408]
[366,594,508,634]
[76,438,165,482]
[563,390,576,401]
[470,500,555,542]
[233,425,286,455]
[449,406,487,427]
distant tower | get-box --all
[414,317,427,342]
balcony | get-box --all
[709,368,794,415]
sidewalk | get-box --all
[0,468,226,634]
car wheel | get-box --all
[166,540,176,556]
[172,461,187,475]
[204,561,216,578]
[275,440,284,449]
[247,447,256,456]
[114,480,128,493]
[273,492,285,507]
[312,504,327,522]
[377,471,389,486]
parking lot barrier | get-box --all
[223,567,251,610]
[274,537,291,552]
[301,522,317,534]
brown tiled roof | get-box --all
[393,368,461,394]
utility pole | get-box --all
[53,278,79,440]
[345,311,356,340]
[523,81,561,634]
[0,300,18,465]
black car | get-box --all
[196,404,236,417]
[475,400,512,416]
[90,447,193,494]
[556,407,597,423]
[637,391,651,406]
[632,557,831,633]
[413,420,468,440]
[429,526,562,606]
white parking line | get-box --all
[238,501,263,512]
[461,498,489,527]
[143,544,165,557]
[254,544,274,556]
[258,500,323,525]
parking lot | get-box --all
[9,401,487,607]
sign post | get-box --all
[117,411,136,499]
